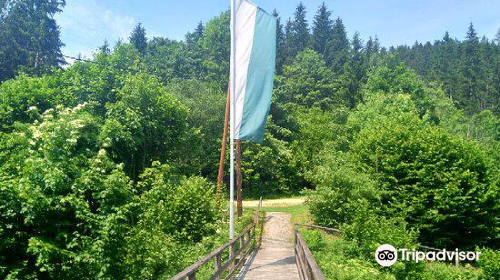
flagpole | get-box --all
[229,0,236,240]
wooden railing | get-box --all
[171,198,263,280]
[294,229,327,280]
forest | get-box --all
[0,0,499,279]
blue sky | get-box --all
[55,0,500,58]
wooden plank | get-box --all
[294,232,327,280]
[172,224,255,280]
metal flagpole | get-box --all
[229,0,236,240]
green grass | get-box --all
[261,204,310,225]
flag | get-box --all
[233,0,276,143]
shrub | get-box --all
[419,262,483,280]
[477,248,500,280]
[341,212,424,279]
[304,151,379,227]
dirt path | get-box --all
[237,212,300,280]
[243,198,305,208]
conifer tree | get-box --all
[99,39,111,55]
[282,18,294,65]
[344,32,365,107]
[0,0,66,81]
[186,21,204,45]
[325,17,349,74]
[285,3,309,60]
[311,2,333,55]
[130,23,148,55]
[460,23,481,112]
[272,9,286,74]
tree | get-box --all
[185,21,204,45]
[272,9,286,74]
[285,3,310,60]
[325,17,349,74]
[0,0,66,81]
[101,73,190,181]
[459,23,481,112]
[129,23,148,55]
[275,49,336,109]
[311,2,333,55]
[99,39,111,55]
[341,32,366,108]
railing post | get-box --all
[229,242,236,280]
[214,253,221,276]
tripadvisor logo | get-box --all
[375,244,481,267]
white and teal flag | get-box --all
[233,0,276,143]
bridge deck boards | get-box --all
[237,212,300,280]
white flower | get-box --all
[98,149,106,156]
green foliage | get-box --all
[304,151,379,227]
[477,248,500,280]
[1,2,499,279]
[0,0,65,81]
[0,74,71,131]
[129,23,148,55]
[242,131,299,196]
[199,11,230,84]
[136,164,217,242]
[419,263,483,280]
[101,73,190,180]
[274,49,337,111]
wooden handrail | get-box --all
[171,197,263,280]
[294,230,327,280]
[294,223,340,234]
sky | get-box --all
[55,0,500,58]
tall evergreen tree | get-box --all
[460,23,481,112]
[0,0,66,81]
[129,23,148,55]
[99,39,111,55]
[186,21,204,45]
[272,9,286,74]
[285,3,309,61]
[324,17,349,74]
[343,32,365,108]
[311,2,333,55]
[495,28,500,44]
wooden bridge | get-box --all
[171,199,326,280]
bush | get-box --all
[304,151,379,227]
[301,230,394,280]
[419,262,483,280]
[477,248,500,280]
[350,92,499,249]
[341,212,424,279]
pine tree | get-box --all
[460,22,481,112]
[130,23,148,55]
[0,0,66,81]
[325,17,349,74]
[338,32,366,108]
[495,28,500,44]
[311,2,333,55]
[99,39,111,55]
[285,3,309,60]
[282,18,294,65]
[272,9,286,74]
[186,21,204,45]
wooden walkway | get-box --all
[237,212,300,280]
